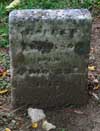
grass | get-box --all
[0,0,100,48]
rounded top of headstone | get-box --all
[9,9,92,23]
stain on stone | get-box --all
[67,43,74,48]
[28,68,41,74]
[75,40,90,56]
[69,29,75,38]
[75,41,86,55]
[51,29,55,34]
[30,40,54,53]
[16,66,26,75]
[21,40,26,50]
[14,52,25,67]
[60,29,65,35]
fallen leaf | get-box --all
[0,89,8,95]
[6,0,20,10]
[94,85,99,90]
[5,128,11,131]
[74,110,84,114]
[93,79,99,83]
[90,47,96,53]
[42,120,56,131]
[2,70,7,77]
[32,122,38,128]
[88,66,96,71]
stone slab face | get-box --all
[9,9,92,108]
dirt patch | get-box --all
[91,17,100,68]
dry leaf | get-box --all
[0,89,8,95]
[88,66,95,71]
[6,0,20,10]
[42,120,56,131]
[5,128,11,131]
[74,110,84,114]
[32,122,38,128]
[2,70,7,77]
[94,85,99,90]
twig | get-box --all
[92,92,99,101]
[0,106,9,111]
[11,105,27,114]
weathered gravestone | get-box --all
[9,9,92,108]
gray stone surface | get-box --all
[9,9,92,108]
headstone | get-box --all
[9,9,92,108]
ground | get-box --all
[0,10,100,131]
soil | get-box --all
[0,16,100,131]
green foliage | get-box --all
[19,0,100,9]
[0,0,100,47]
[0,50,10,90]
[61,128,65,131]
[0,26,8,48]
[0,2,9,48]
